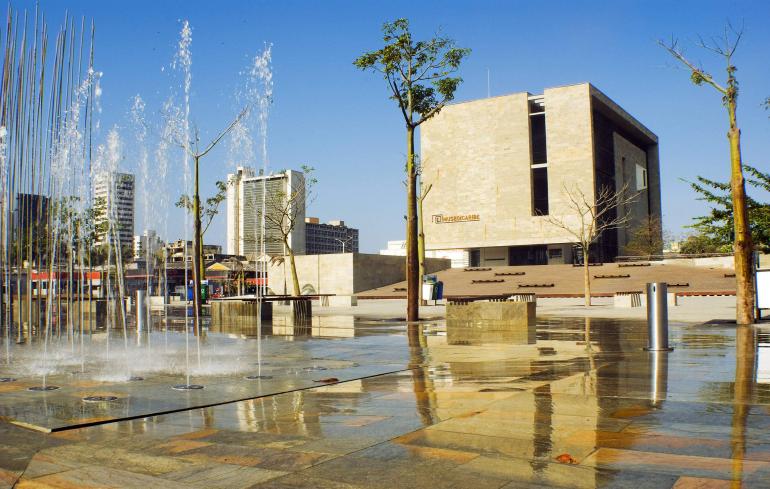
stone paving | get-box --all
[1,315,770,488]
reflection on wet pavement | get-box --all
[1,316,770,488]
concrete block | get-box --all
[291,298,312,321]
[614,293,642,308]
[446,301,535,329]
[210,299,272,331]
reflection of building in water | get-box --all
[409,318,660,487]
[757,331,770,383]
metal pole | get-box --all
[136,289,145,332]
[645,282,672,351]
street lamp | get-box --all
[333,236,353,253]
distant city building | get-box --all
[92,171,135,247]
[133,230,164,260]
[14,193,49,235]
[305,217,359,254]
[226,167,306,258]
[379,240,469,269]
[166,239,222,263]
[421,83,661,267]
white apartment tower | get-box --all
[226,167,306,259]
[93,171,135,247]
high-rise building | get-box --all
[165,239,223,263]
[133,229,164,260]
[304,217,359,254]
[421,83,660,266]
[226,167,306,258]
[92,171,135,247]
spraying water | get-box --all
[174,19,195,388]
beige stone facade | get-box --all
[267,253,450,296]
[421,83,660,266]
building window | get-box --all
[529,100,549,216]
[548,248,562,258]
[532,166,549,216]
[636,163,648,191]
[530,113,547,164]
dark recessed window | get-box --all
[532,166,549,215]
[530,114,547,165]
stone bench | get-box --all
[327,295,357,307]
[614,291,678,308]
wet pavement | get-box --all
[1,315,770,488]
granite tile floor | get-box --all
[1,315,770,488]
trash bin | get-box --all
[200,282,209,303]
[422,283,435,302]
[435,281,444,300]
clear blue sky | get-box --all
[24,0,770,251]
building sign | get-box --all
[432,213,480,224]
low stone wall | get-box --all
[210,300,272,330]
[614,291,677,308]
[327,295,357,307]
[267,253,451,296]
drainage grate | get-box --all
[245,375,273,380]
[128,376,144,381]
[172,384,204,390]
[0,377,16,383]
[28,385,60,391]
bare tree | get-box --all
[658,26,755,324]
[544,183,638,306]
[174,108,249,334]
[260,166,316,296]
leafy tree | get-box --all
[679,233,722,255]
[624,215,666,257]
[355,18,470,321]
[176,179,229,248]
[659,26,755,324]
[683,165,770,253]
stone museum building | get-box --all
[421,82,661,267]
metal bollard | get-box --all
[648,350,669,407]
[645,282,672,351]
[136,290,145,332]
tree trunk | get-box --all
[406,125,419,321]
[727,101,755,325]
[417,190,426,305]
[583,246,591,307]
[286,242,300,296]
[192,155,203,335]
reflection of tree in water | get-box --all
[580,317,597,396]
[530,384,553,474]
[407,324,437,426]
[731,326,756,488]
